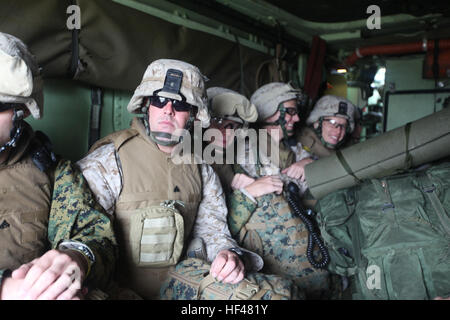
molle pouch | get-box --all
[129,200,185,268]
[160,258,305,300]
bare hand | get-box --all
[210,250,245,285]
[244,175,283,198]
[10,249,87,300]
[231,173,255,190]
[281,158,314,181]
[434,296,450,300]
[0,276,83,300]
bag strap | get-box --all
[336,150,362,184]
[404,122,413,170]
[344,189,378,299]
[231,279,261,300]
[418,173,450,237]
[197,274,217,300]
[344,189,363,269]
[239,225,264,257]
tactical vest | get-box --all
[93,118,202,299]
[0,125,52,270]
[297,127,334,159]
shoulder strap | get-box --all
[29,130,58,172]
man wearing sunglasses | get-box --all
[297,95,356,159]
[77,59,265,299]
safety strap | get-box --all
[344,189,362,269]
[336,150,362,184]
[404,122,413,170]
[418,174,450,237]
[344,189,377,299]
[88,88,103,149]
[239,225,264,256]
[231,280,261,300]
[197,274,216,299]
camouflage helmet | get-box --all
[306,95,356,132]
[207,87,257,124]
[250,82,301,121]
[0,32,43,119]
[127,59,210,128]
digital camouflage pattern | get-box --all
[160,258,304,300]
[226,133,336,299]
[46,159,118,289]
[229,187,333,299]
[0,159,117,290]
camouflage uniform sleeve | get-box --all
[47,159,118,290]
[289,141,313,195]
[0,269,7,287]
[193,164,237,261]
[193,164,263,272]
[76,144,122,216]
[227,189,257,237]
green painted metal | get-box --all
[27,79,91,162]
[384,55,446,131]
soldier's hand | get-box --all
[0,276,23,300]
[244,175,283,197]
[10,249,87,300]
[281,157,314,181]
[231,173,255,190]
[210,250,245,285]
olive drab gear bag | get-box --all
[315,161,450,300]
[159,258,305,300]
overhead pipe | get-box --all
[345,39,450,66]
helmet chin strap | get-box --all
[144,109,195,147]
[262,104,290,144]
[0,108,25,155]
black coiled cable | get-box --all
[285,182,330,269]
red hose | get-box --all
[345,39,450,66]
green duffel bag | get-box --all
[159,258,305,300]
[315,161,450,300]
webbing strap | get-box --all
[197,274,216,299]
[419,174,450,237]
[197,275,264,300]
[344,189,379,298]
[404,122,413,169]
[231,280,260,300]
[345,189,363,269]
[336,150,362,184]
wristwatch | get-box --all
[58,240,96,276]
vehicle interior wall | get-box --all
[3,1,450,162]
[384,54,448,131]
[26,79,136,162]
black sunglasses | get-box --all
[147,96,193,112]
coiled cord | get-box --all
[286,182,330,269]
